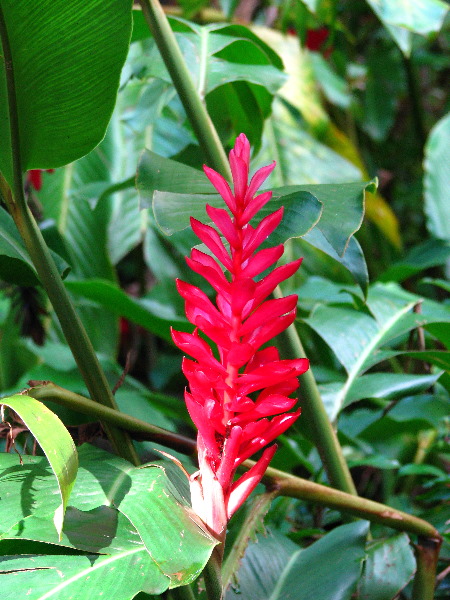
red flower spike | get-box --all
[172,134,309,543]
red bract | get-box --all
[172,134,309,544]
[27,169,54,191]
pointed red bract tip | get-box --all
[178,134,308,535]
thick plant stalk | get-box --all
[412,537,442,600]
[275,289,358,496]
[0,7,138,465]
[137,0,357,499]
[203,549,224,600]
[28,383,197,456]
[137,0,231,179]
[28,382,442,542]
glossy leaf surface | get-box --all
[0,395,78,538]
[0,0,133,185]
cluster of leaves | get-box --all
[0,0,449,599]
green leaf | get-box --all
[361,42,405,141]
[424,112,450,241]
[143,19,286,151]
[0,395,78,538]
[3,505,144,554]
[358,533,416,600]
[398,464,446,477]
[0,551,169,599]
[114,465,216,584]
[343,371,443,406]
[258,99,362,193]
[139,150,323,242]
[64,279,190,343]
[309,53,352,109]
[348,456,400,470]
[0,445,216,590]
[226,521,369,600]
[380,238,450,282]
[0,0,133,185]
[0,206,38,286]
[0,207,69,286]
[254,27,329,131]
[365,0,448,37]
[302,228,369,296]
[275,178,377,257]
[305,282,449,419]
[0,454,59,534]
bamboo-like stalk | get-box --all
[27,382,441,542]
[0,6,139,466]
[412,537,442,600]
[275,289,358,496]
[137,0,231,180]
[28,383,196,456]
[136,0,357,499]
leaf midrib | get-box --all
[335,300,417,412]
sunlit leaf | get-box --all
[0,0,133,185]
[0,396,77,538]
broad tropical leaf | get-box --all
[0,396,77,538]
[0,0,133,185]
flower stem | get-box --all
[27,382,196,456]
[137,0,231,180]
[274,288,357,496]
[0,7,138,465]
[412,536,441,600]
[203,548,224,600]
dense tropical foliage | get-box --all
[0,1,448,599]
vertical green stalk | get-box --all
[412,537,441,600]
[0,7,139,465]
[275,288,357,496]
[203,548,224,600]
[138,0,231,180]
[137,0,356,498]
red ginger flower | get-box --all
[172,134,309,544]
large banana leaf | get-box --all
[0,444,216,596]
[0,0,133,185]
[225,521,369,600]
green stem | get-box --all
[28,382,440,541]
[0,7,138,465]
[222,490,278,591]
[265,464,440,540]
[137,0,231,179]
[412,537,441,600]
[27,383,196,456]
[275,290,357,496]
[203,548,224,600]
